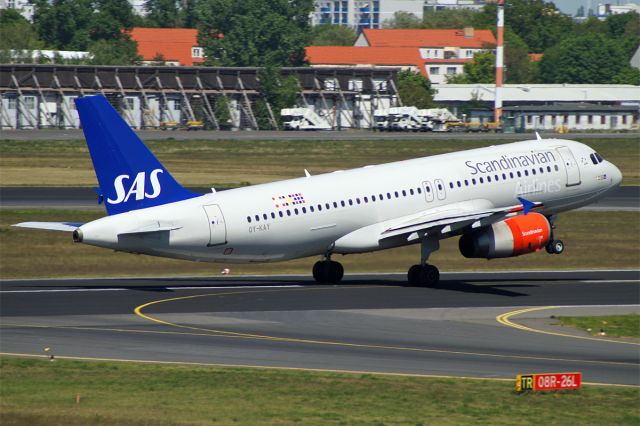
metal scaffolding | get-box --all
[0,64,401,130]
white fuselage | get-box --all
[78,139,622,263]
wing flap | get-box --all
[379,198,543,241]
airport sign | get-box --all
[516,372,582,393]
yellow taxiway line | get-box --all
[496,306,640,346]
[131,287,637,366]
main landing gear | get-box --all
[407,237,441,287]
[545,215,565,255]
[312,258,344,284]
[407,264,440,286]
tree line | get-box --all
[383,5,639,85]
[0,0,637,85]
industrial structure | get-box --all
[0,64,401,130]
[1,65,637,132]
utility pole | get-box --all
[495,0,505,124]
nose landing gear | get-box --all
[545,215,565,255]
[546,239,565,254]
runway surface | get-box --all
[1,270,639,386]
[2,185,638,211]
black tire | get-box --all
[552,240,565,254]
[546,239,565,255]
[313,261,344,284]
[312,261,325,283]
[407,264,422,286]
[420,265,440,286]
[328,261,344,284]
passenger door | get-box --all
[203,204,227,246]
[556,146,581,187]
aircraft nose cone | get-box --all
[610,163,623,186]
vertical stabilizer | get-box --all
[75,95,199,215]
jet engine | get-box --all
[459,213,551,259]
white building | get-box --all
[597,2,640,16]
[353,28,496,84]
[434,84,640,131]
[424,0,486,12]
[312,0,424,30]
[5,50,93,64]
[503,104,638,132]
[0,0,34,21]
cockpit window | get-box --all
[590,152,604,164]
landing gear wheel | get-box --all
[312,260,344,284]
[420,265,440,287]
[407,264,440,287]
[408,264,422,286]
[545,239,565,254]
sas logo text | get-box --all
[107,169,163,205]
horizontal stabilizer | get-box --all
[117,223,182,236]
[13,222,83,232]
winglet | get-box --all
[517,197,536,215]
[304,169,311,178]
[535,132,543,141]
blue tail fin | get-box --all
[75,95,199,215]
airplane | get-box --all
[15,95,622,286]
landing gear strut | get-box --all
[545,215,565,255]
[407,237,440,287]
[312,258,344,284]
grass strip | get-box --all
[1,209,638,279]
[1,137,638,186]
[557,314,640,338]
[0,358,638,425]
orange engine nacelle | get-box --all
[459,212,551,259]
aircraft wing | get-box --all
[13,222,84,232]
[380,197,542,242]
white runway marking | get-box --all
[0,285,303,294]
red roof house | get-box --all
[305,46,426,74]
[129,28,205,66]
[355,28,496,48]
[307,28,495,83]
